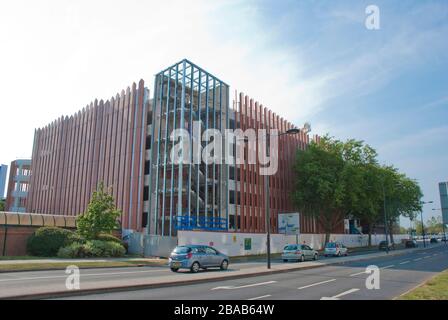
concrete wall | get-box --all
[178,231,410,256]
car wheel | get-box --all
[300,255,305,262]
[337,251,342,257]
[170,267,179,272]
[190,262,200,273]
[220,259,229,270]
[313,253,318,260]
[324,254,328,257]
[283,259,288,262]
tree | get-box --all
[380,166,422,244]
[0,199,5,211]
[339,140,383,247]
[77,182,121,239]
[426,216,444,234]
[291,136,347,243]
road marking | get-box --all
[381,265,394,269]
[298,279,336,289]
[0,269,167,283]
[414,258,422,261]
[247,295,271,300]
[211,281,277,290]
[349,271,366,277]
[321,288,359,300]
[399,260,410,265]
[424,256,431,259]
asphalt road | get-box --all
[0,244,391,298]
[56,244,448,300]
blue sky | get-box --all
[0,0,447,226]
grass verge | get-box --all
[400,269,448,300]
[0,259,168,272]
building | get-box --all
[439,182,448,225]
[27,59,342,236]
[0,164,7,200]
[5,159,31,212]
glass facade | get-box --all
[147,59,230,236]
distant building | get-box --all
[0,164,7,199]
[5,159,31,212]
[439,182,448,225]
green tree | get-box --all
[0,199,5,211]
[426,216,443,234]
[339,140,383,247]
[77,182,121,239]
[380,166,422,244]
[291,136,347,243]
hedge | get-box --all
[27,227,74,257]
[57,240,126,258]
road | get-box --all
[0,244,394,299]
[54,244,448,300]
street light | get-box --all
[380,182,390,253]
[420,201,433,248]
[237,127,301,270]
[264,128,301,269]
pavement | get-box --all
[0,242,446,299]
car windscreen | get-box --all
[325,243,336,248]
[173,246,192,254]
[284,245,297,250]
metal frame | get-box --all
[149,59,229,235]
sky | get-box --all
[0,0,447,226]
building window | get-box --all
[143,186,149,201]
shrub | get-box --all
[66,232,87,245]
[57,240,126,258]
[95,233,122,244]
[27,227,74,257]
[57,242,88,258]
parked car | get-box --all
[430,238,438,244]
[168,245,229,273]
[324,242,348,257]
[282,244,318,262]
[378,241,394,251]
[405,240,418,248]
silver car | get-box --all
[324,242,348,257]
[282,244,318,262]
[169,245,230,273]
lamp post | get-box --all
[381,182,389,253]
[265,128,301,269]
[420,201,433,248]
[238,127,301,269]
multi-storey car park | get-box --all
[26,59,348,240]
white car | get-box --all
[282,244,319,262]
[324,242,348,257]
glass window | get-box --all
[173,246,191,254]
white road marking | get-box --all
[350,271,366,277]
[0,269,167,283]
[321,288,360,300]
[381,265,395,269]
[298,279,336,289]
[247,295,271,300]
[424,256,431,259]
[414,258,422,261]
[211,281,277,290]
[399,260,410,265]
